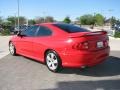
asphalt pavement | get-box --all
[0,36,120,90]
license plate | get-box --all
[97,41,103,48]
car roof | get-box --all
[35,22,69,35]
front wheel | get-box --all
[45,50,62,72]
[9,42,17,56]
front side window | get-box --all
[36,26,52,36]
[21,26,39,37]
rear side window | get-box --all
[53,23,89,33]
[36,26,52,36]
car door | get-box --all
[16,26,39,57]
[32,26,52,61]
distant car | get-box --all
[0,27,3,32]
[112,24,120,32]
[9,23,110,72]
[115,25,120,31]
[0,25,4,32]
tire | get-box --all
[45,50,62,72]
[9,42,17,56]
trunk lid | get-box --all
[69,31,109,51]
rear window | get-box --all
[53,23,89,33]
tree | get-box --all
[35,16,54,24]
[116,19,120,24]
[110,16,117,25]
[7,16,26,26]
[28,19,36,25]
[79,14,95,25]
[63,16,71,24]
[7,16,17,26]
[77,14,105,26]
[18,16,27,25]
[35,17,45,24]
[0,17,3,24]
[2,21,11,26]
[45,16,54,22]
[94,13,104,26]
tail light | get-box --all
[104,40,109,47]
[72,42,89,50]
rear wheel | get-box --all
[45,50,62,72]
[9,42,16,56]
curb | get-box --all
[109,36,120,40]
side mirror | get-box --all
[14,31,19,35]
[17,31,26,37]
[17,31,21,36]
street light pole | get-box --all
[43,12,46,23]
[108,9,115,36]
[14,13,16,28]
[17,0,20,31]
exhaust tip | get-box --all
[81,66,87,69]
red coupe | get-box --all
[9,23,110,72]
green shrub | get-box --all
[0,29,10,36]
[114,31,120,38]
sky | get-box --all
[0,0,120,20]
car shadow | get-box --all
[59,51,120,77]
[41,79,120,90]
[15,51,120,77]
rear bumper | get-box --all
[60,47,110,68]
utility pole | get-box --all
[0,11,1,24]
[43,11,46,23]
[108,9,115,36]
[17,0,20,31]
[14,13,16,28]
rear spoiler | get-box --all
[85,31,107,36]
[69,31,107,38]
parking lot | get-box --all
[0,36,120,90]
